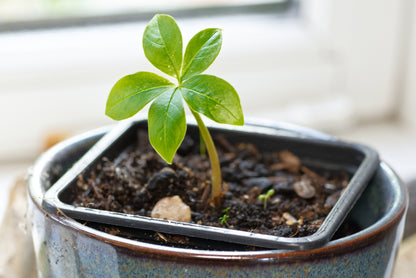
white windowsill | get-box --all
[0,163,30,224]
[335,121,416,184]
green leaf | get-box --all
[180,74,244,125]
[143,14,183,78]
[106,72,175,120]
[149,88,186,163]
[181,28,222,82]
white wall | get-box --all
[402,1,416,128]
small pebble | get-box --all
[239,160,255,170]
[273,181,295,194]
[244,177,273,191]
[271,197,281,204]
[282,212,298,225]
[147,168,176,190]
[293,180,316,199]
[324,183,337,190]
[151,196,191,222]
[323,183,339,194]
[254,164,271,176]
[280,150,301,172]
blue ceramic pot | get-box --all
[27,123,408,278]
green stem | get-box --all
[199,133,206,156]
[191,110,222,205]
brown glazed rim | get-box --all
[28,124,408,264]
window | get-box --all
[0,0,408,161]
[0,0,294,31]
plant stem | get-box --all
[199,133,206,156]
[191,110,222,205]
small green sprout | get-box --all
[219,207,231,228]
[258,189,275,210]
[105,14,244,205]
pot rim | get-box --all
[27,122,408,261]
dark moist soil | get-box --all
[73,130,354,249]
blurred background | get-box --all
[1,1,416,276]
[0,0,415,231]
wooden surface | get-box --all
[393,234,416,278]
[0,177,36,278]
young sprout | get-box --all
[105,14,244,206]
[219,207,231,228]
[258,189,275,210]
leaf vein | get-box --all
[111,85,173,109]
[181,86,238,121]
[156,20,181,78]
[182,31,220,78]
[163,89,179,151]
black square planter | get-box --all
[43,119,379,250]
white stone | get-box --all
[151,196,191,222]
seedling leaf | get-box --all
[181,28,222,81]
[149,88,186,163]
[180,74,244,125]
[258,189,275,210]
[106,72,175,120]
[143,14,183,78]
[219,207,231,228]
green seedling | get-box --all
[219,207,231,228]
[105,14,244,205]
[258,189,275,210]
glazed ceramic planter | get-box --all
[27,122,408,278]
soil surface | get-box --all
[73,130,353,248]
